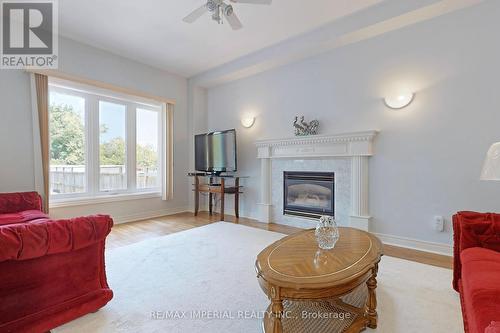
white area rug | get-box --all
[54,222,463,333]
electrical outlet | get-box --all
[433,216,445,232]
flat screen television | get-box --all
[195,129,237,174]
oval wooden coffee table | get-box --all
[255,227,383,333]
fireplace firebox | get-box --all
[283,171,335,219]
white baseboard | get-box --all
[349,215,371,231]
[113,206,190,224]
[374,232,452,257]
[238,210,453,257]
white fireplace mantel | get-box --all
[255,131,378,231]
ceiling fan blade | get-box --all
[230,0,272,4]
[224,11,243,30]
[183,5,208,23]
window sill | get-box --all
[50,192,162,208]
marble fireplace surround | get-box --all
[255,131,378,231]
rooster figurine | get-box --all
[293,116,305,136]
[293,116,319,136]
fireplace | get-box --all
[283,171,335,219]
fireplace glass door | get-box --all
[283,172,335,219]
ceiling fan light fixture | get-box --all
[212,11,221,24]
[206,0,218,12]
[224,4,234,17]
[183,0,272,30]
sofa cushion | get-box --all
[0,210,49,226]
[0,192,42,214]
[461,247,500,333]
[459,212,500,252]
[480,235,500,252]
[0,215,113,262]
[486,322,500,333]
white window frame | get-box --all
[48,79,165,206]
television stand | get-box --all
[188,174,245,221]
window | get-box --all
[136,108,160,189]
[49,79,165,203]
[49,92,86,194]
[99,101,127,191]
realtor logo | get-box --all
[1,0,58,69]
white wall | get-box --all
[187,81,208,209]
[0,71,36,191]
[204,1,500,245]
[0,37,190,221]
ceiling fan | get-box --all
[183,0,272,30]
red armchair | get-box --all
[0,192,113,333]
[453,211,500,333]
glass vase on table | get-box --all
[315,215,339,250]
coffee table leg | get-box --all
[270,286,284,333]
[365,262,379,329]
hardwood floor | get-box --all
[383,244,452,269]
[107,211,302,249]
[107,211,453,269]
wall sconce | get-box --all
[480,142,500,180]
[241,116,255,128]
[384,92,415,109]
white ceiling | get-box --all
[59,0,384,77]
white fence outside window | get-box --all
[50,165,158,194]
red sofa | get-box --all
[453,211,500,333]
[0,192,114,333]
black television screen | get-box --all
[195,129,237,173]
